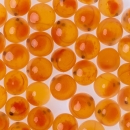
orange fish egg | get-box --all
[2,44,29,69]
[0,60,6,80]
[51,19,78,47]
[0,33,6,53]
[27,106,54,130]
[53,113,78,130]
[78,120,105,130]
[95,99,121,126]
[79,0,98,4]
[50,74,77,100]
[97,48,120,72]
[3,17,30,43]
[5,96,30,121]
[0,111,9,130]
[26,57,52,81]
[27,3,56,31]
[8,122,31,130]
[118,35,130,62]
[72,60,97,85]
[0,4,7,27]
[118,63,130,85]
[117,86,130,111]
[51,48,76,72]
[69,93,95,119]
[26,32,53,56]
[53,0,78,17]
[4,70,28,95]
[94,73,120,98]
[75,33,100,60]
[37,0,51,3]
[26,82,50,106]
[96,18,123,46]
[74,5,101,32]
[98,0,123,17]
[4,0,31,16]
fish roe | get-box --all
[97,48,120,72]
[74,5,101,32]
[8,122,31,130]
[118,35,130,62]
[27,106,54,130]
[3,17,30,43]
[51,19,78,47]
[26,32,53,56]
[51,48,76,72]
[79,0,98,4]
[53,0,78,18]
[4,0,31,16]
[0,111,9,130]
[118,63,130,85]
[27,3,56,31]
[0,33,5,53]
[98,0,123,17]
[78,120,105,130]
[94,73,120,98]
[96,18,123,46]
[69,93,95,119]
[0,86,7,109]
[53,113,78,130]
[37,0,51,2]
[2,44,29,69]
[5,96,30,121]
[26,57,52,81]
[50,74,77,100]
[75,33,100,60]
[72,60,97,85]
[0,59,6,80]
[4,70,28,95]
[26,82,50,106]
[95,99,121,126]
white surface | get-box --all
[0,0,130,130]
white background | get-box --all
[0,0,130,130]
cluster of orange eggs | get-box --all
[0,0,130,130]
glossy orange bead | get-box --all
[27,106,54,130]
[50,74,77,100]
[53,0,78,17]
[119,112,130,130]
[2,44,29,69]
[51,48,76,72]
[78,120,105,130]
[4,70,28,95]
[95,99,121,126]
[51,19,78,47]
[0,111,9,130]
[97,48,120,72]
[53,113,78,130]
[117,86,130,111]
[26,82,50,106]
[0,33,5,53]
[69,93,95,119]
[72,60,97,85]
[118,35,130,62]
[98,0,123,17]
[26,57,52,81]
[96,18,123,46]
[94,73,120,98]
[0,60,6,80]
[0,86,7,109]
[5,96,30,121]
[27,3,56,31]
[26,32,53,56]
[74,5,100,32]
[4,0,31,16]
[0,4,7,27]
[8,122,31,130]
[3,17,30,43]
[118,63,130,85]
[75,33,100,60]
[121,9,130,33]
[79,0,98,4]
